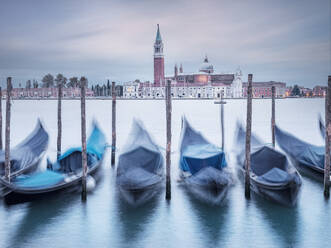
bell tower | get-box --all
[154,24,164,85]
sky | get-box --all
[0,0,330,88]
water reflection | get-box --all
[7,193,77,248]
[115,190,161,245]
[184,189,230,246]
[253,195,300,247]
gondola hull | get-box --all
[118,181,164,206]
[183,180,230,205]
[287,154,325,182]
[181,166,232,205]
[116,120,164,205]
[3,158,103,205]
[237,167,301,206]
[235,124,302,206]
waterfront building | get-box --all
[312,86,326,97]
[242,81,287,98]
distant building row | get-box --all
[1,87,94,98]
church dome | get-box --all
[199,56,214,74]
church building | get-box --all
[124,24,244,99]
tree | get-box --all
[68,77,79,88]
[106,81,110,96]
[33,80,39,88]
[55,74,67,88]
[25,80,32,89]
[42,73,54,88]
[291,85,300,96]
[79,77,88,88]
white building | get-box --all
[123,66,243,99]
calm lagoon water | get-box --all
[0,98,329,248]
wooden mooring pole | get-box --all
[5,77,12,182]
[57,79,62,160]
[111,81,116,167]
[214,96,226,150]
[271,86,275,148]
[221,96,225,150]
[80,77,87,201]
[245,74,253,199]
[0,86,2,150]
[166,80,172,200]
[324,75,331,198]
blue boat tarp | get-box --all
[179,117,227,175]
[14,171,65,188]
[181,144,227,174]
[259,167,291,184]
[58,122,106,161]
[275,125,325,169]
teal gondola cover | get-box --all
[179,117,227,175]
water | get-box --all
[0,98,328,248]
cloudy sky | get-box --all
[0,0,330,87]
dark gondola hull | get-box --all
[116,120,164,205]
[287,155,324,182]
[181,166,232,205]
[183,181,230,205]
[235,123,302,206]
[118,181,164,206]
[237,167,301,206]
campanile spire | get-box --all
[154,24,165,84]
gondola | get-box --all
[235,123,301,206]
[0,120,49,178]
[1,122,106,204]
[0,120,49,197]
[275,124,326,182]
[179,117,231,205]
[116,119,164,205]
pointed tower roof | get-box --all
[155,24,162,42]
